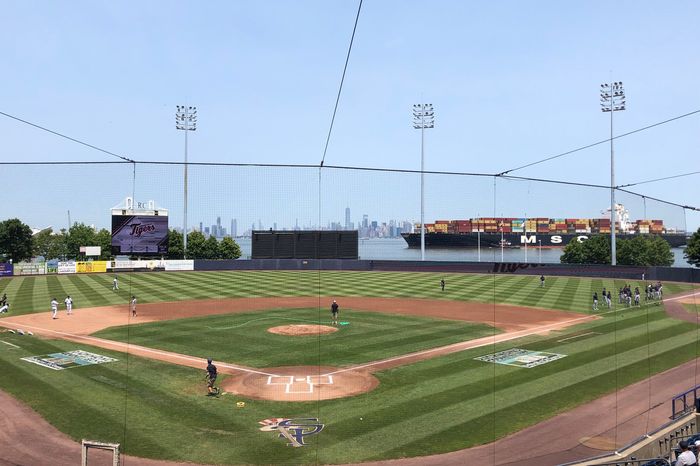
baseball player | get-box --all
[440,279,445,292]
[205,358,218,395]
[592,292,598,311]
[0,293,8,313]
[64,295,73,315]
[540,275,545,287]
[51,298,58,319]
[113,275,119,291]
[130,296,137,317]
[331,300,339,326]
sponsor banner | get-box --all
[14,263,47,276]
[0,263,13,277]
[475,348,566,368]
[111,215,169,255]
[57,262,77,274]
[76,261,108,273]
[164,260,194,271]
[21,350,118,371]
[112,259,165,270]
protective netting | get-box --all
[0,161,697,466]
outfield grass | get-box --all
[0,270,694,315]
[93,308,498,367]
[0,271,698,464]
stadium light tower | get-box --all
[413,103,435,261]
[600,82,625,266]
[176,105,197,258]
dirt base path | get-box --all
[0,296,594,403]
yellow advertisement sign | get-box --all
[76,261,107,273]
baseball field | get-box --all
[0,270,698,465]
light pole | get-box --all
[600,82,625,265]
[413,103,434,261]
[538,240,542,263]
[176,105,197,258]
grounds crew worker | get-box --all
[206,358,218,395]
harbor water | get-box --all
[235,237,693,267]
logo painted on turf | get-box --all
[259,418,324,447]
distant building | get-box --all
[345,207,351,230]
[231,218,237,237]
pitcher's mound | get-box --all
[268,324,338,336]
[221,365,378,401]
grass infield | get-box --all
[0,270,698,464]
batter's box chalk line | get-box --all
[266,374,334,394]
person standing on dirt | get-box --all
[130,296,137,317]
[331,300,339,326]
[440,279,445,292]
[205,358,218,396]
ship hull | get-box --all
[401,232,688,248]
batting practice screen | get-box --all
[111,215,169,255]
[251,230,358,259]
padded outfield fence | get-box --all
[0,161,699,466]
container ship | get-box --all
[401,205,688,249]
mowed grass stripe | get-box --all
[365,336,700,459]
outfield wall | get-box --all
[192,259,700,283]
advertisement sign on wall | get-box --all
[111,215,168,255]
[164,260,194,271]
[57,262,77,274]
[14,263,47,275]
[76,261,108,273]
[0,263,13,277]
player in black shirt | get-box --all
[205,358,219,396]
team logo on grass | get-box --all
[475,348,566,368]
[259,418,324,447]
[21,350,117,371]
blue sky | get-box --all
[1,0,698,232]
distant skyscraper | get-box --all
[216,217,221,237]
[345,207,351,230]
[199,222,203,232]
[362,214,369,229]
[258,219,262,230]
[273,222,277,230]
[231,218,237,237]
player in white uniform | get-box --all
[130,296,137,317]
[51,298,58,319]
[64,295,73,315]
[113,276,119,290]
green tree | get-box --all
[168,229,184,259]
[684,227,700,267]
[617,235,673,266]
[65,223,97,259]
[94,229,113,260]
[560,239,585,264]
[32,228,56,259]
[186,231,206,259]
[219,236,242,259]
[561,235,611,265]
[0,218,34,262]
[203,236,220,259]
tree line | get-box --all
[560,233,689,266]
[0,219,241,262]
